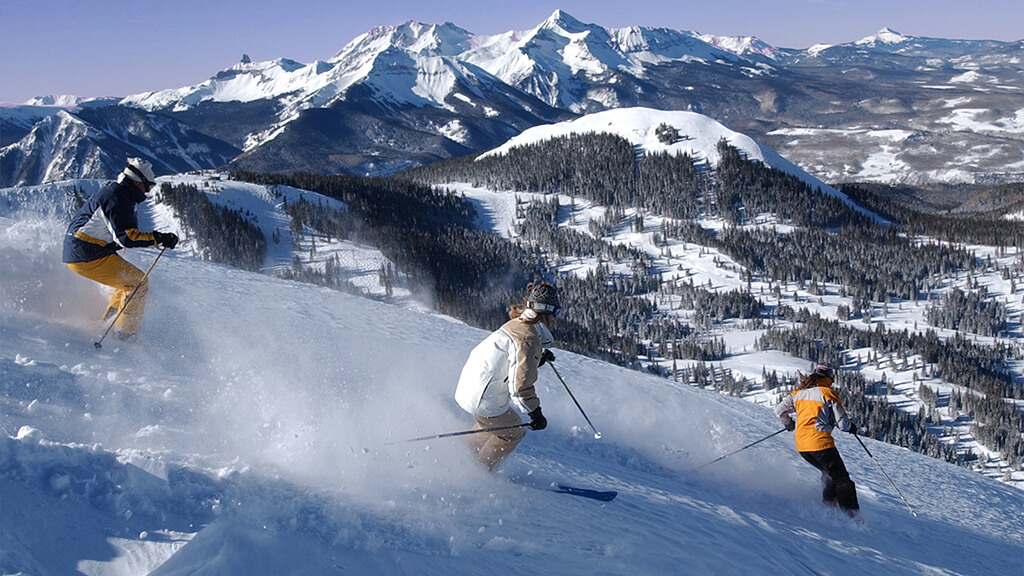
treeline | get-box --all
[841,182,1024,249]
[713,142,867,228]
[512,186,762,365]
[516,195,647,262]
[226,170,758,366]
[412,135,982,307]
[839,372,964,464]
[926,286,1008,337]
[412,132,706,218]
[231,171,544,327]
[714,225,977,304]
[409,135,863,226]
[156,183,266,271]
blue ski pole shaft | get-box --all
[697,428,786,470]
[95,247,166,349]
[399,423,531,444]
[548,363,602,439]
[854,432,917,517]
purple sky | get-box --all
[1,0,1021,104]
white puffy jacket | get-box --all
[455,315,554,418]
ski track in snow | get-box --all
[1,205,1023,574]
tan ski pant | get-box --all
[466,409,527,470]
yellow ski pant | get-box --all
[66,254,149,335]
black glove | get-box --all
[154,231,179,250]
[846,420,859,434]
[528,407,547,431]
[784,420,796,432]
[538,349,556,367]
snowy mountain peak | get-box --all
[224,55,305,74]
[20,95,84,107]
[355,20,474,57]
[698,33,781,60]
[120,56,325,111]
[857,27,910,46]
[484,107,765,167]
[539,9,591,35]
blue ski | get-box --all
[550,484,618,501]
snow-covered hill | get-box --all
[481,107,883,221]
[2,187,1023,574]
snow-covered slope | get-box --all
[1,194,1021,574]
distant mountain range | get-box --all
[3,10,1022,188]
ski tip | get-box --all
[554,484,618,501]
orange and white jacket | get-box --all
[774,384,852,453]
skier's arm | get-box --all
[833,401,853,433]
[510,334,542,413]
[774,395,795,430]
[107,198,156,249]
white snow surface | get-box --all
[1,188,1022,574]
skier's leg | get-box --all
[818,448,859,511]
[474,410,526,471]
[68,254,148,335]
[800,450,838,504]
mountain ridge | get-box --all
[3,10,1022,187]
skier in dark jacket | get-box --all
[63,158,179,340]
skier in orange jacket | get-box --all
[774,365,860,515]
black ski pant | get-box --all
[800,446,859,511]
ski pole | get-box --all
[853,432,917,517]
[548,363,602,439]
[94,247,166,349]
[696,428,786,470]
[397,422,532,444]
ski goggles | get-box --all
[532,302,562,318]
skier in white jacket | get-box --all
[455,282,561,470]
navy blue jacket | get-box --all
[63,180,156,263]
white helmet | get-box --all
[119,157,156,185]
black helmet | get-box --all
[527,282,560,315]
[812,364,835,380]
